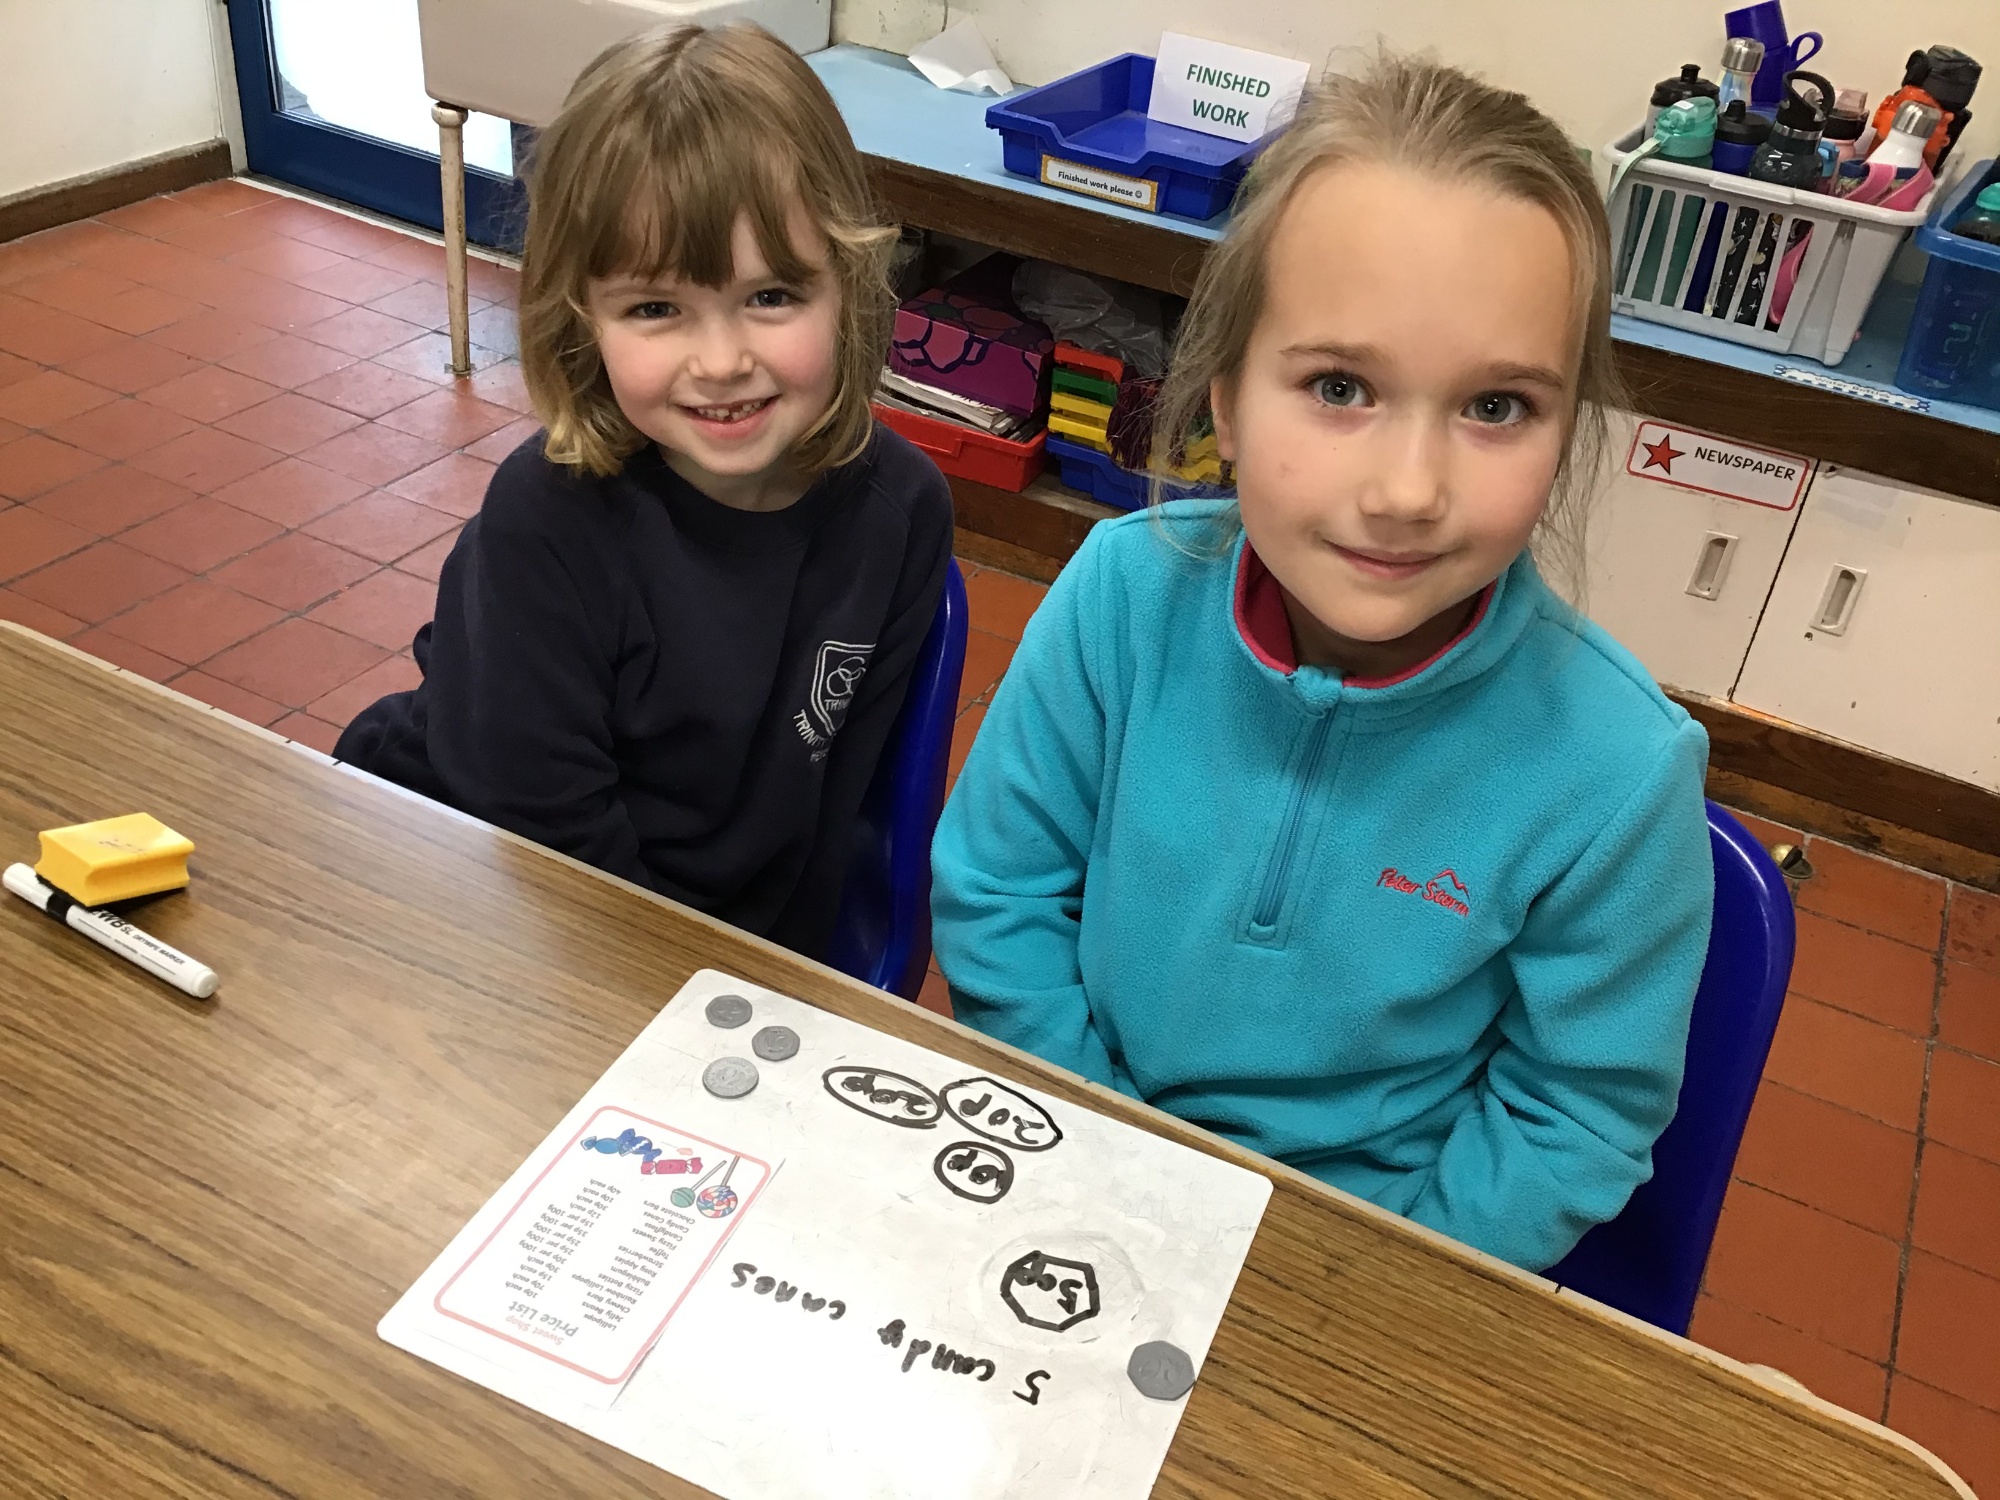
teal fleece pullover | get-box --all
[932,502,1713,1271]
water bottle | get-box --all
[1717,37,1765,115]
[1955,184,2000,245]
[1712,99,1771,176]
[1748,71,1833,188]
[1647,64,1722,133]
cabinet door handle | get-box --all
[1684,532,1739,601]
[1810,565,1867,636]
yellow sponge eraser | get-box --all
[35,813,194,906]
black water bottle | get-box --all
[1749,71,1834,188]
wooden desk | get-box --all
[0,622,1971,1499]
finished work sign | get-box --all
[1149,32,1309,143]
[381,970,1272,1500]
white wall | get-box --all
[836,0,2000,173]
[0,0,228,200]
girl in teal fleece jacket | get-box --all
[931,55,1714,1273]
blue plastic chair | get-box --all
[1545,801,1796,1335]
[825,559,969,1000]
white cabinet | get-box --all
[1575,413,1812,699]
[1734,466,2000,791]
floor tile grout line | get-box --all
[1880,887,1952,1423]
[1720,1166,1916,1249]
[1694,1282,1893,1378]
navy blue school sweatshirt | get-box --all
[334,424,953,959]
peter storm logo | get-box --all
[795,639,875,762]
[1378,866,1472,917]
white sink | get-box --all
[418,0,832,125]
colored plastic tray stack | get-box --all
[1049,342,1123,451]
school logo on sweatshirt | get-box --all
[795,640,875,761]
[1377,866,1471,917]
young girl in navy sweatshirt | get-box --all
[932,55,1713,1272]
[338,25,952,959]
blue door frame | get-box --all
[223,0,525,248]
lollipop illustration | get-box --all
[672,1158,724,1210]
[696,1156,741,1219]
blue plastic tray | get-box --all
[1045,434,1228,511]
[985,55,1274,221]
[1895,158,2000,412]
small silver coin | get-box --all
[751,1025,799,1061]
[705,994,753,1029]
[1127,1341,1196,1401]
[703,1056,760,1099]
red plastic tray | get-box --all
[874,402,1046,492]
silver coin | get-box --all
[751,1025,799,1061]
[703,1056,760,1099]
[1127,1341,1196,1401]
[705,993,753,1029]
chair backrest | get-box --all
[1544,801,1796,1335]
[825,559,969,1000]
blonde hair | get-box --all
[1152,51,1627,592]
[518,23,898,477]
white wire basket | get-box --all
[1603,126,1935,365]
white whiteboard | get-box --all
[380,969,1273,1500]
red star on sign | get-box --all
[1641,433,1685,474]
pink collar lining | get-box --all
[1232,541,1493,689]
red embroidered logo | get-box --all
[1377,866,1471,917]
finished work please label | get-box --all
[434,1106,771,1385]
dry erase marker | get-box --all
[3,863,218,999]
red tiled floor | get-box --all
[366,279,472,331]
[1947,887,2000,974]
[386,452,494,519]
[0,304,126,365]
[0,504,93,582]
[363,237,449,279]
[295,258,417,306]
[1911,1142,2000,1281]
[299,305,431,359]
[0,348,39,389]
[304,567,433,651]
[0,587,85,639]
[99,578,283,666]
[0,433,106,499]
[296,360,435,419]
[200,615,386,708]
[1938,962,2000,1064]
[208,456,367,529]
[223,237,350,283]
[376,386,517,448]
[59,337,202,395]
[309,651,420,725]
[28,466,195,537]
[10,263,142,317]
[465,361,535,416]
[271,711,347,755]
[1925,1048,2000,1166]
[10,540,191,621]
[962,567,1048,642]
[216,334,360,391]
[145,309,279,361]
[130,426,281,492]
[372,331,508,384]
[466,415,539,464]
[166,669,289,728]
[93,286,205,337]
[1888,1377,2000,1500]
[959,629,1015,710]
[0,369,117,428]
[393,528,460,582]
[1731,1080,1916,1238]
[299,423,448,487]
[292,215,416,258]
[214,392,364,455]
[1800,836,1952,952]
[1703,1181,1902,1362]
[1787,912,1939,1036]
[97,194,212,238]
[1688,1294,1887,1417]
[303,491,458,564]
[1762,994,1929,1132]
[1895,1251,2000,1411]
[210,532,378,612]
[44,398,198,461]
[140,365,283,424]
[68,624,180,683]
